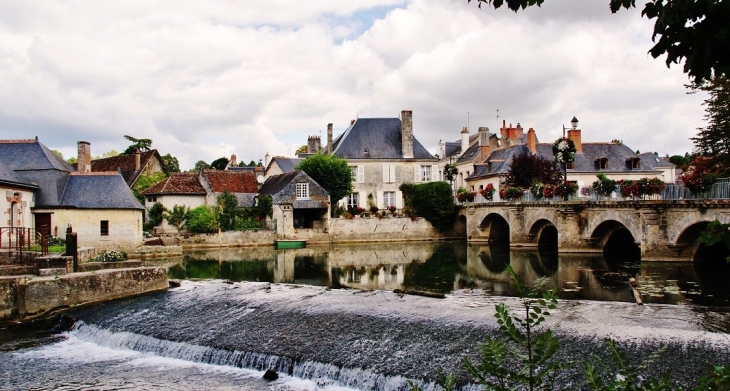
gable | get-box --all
[333,118,435,160]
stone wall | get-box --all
[160,230,276,248]
[5,266,168,320]
[323,216,453,244]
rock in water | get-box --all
[263,369,279,381]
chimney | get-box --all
[500,120,508,138]
[515,123,524,142]
[77,141,91,173]
[527,128,537,153]
[401,110,413,159]
[568,128,582,153]
[438,140,445,159]
[135,148,141,171]
[230,153,237,167]
[264,152,271,168]
[327,123,333,154]
[461,126,469,155]
[307,136,321,154]
[478,127,491,161]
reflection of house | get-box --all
[0,139,144,250]
[328,111,438,209]
[258,171,329,237]
[464,121,675,195]
[74,148,167,187]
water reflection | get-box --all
[166,242,730,306]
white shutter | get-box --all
[396,191,403,209]
[413,165,420,183]
[358,165,365,183]
[389,165,395,183]
[383,165,389,183]
[431,165,438,182]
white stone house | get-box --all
[258,170,330,238]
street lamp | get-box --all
[556,116,578,200]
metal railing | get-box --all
[0,227,34,250]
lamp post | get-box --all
[555,116,578,201]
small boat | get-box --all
[276,240,306,249]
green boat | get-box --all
[276,240,306,249]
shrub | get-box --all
[479,183,496,201]
[555,181,578,198]
[186,206,219,233]
[456,187,474,203]
[399,182,417,208]
[411,181,455,232]
[48,236,66,247]
[144,202,166,231]
[91,250,127,263]
[592,173,617,197]
[681,164,717,195]
[500,186,523,201]
[164,205,188,231]
[530,182,545,199]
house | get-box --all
[263,156,303,179]
[438,125,500,190]
[258,170,329,237]
[323,110,438,210]
[0,158,38,236]
[465,122,676,196]
[74,148,168,188]
[0,138,144,249]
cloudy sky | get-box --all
[0,0,706,170]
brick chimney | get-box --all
[527,128,537,153]
[135,148,141,171]
[307,136,321,154]
[478,127,491,161]
[230,153,237,167]
[515,123,524,142]
[461,126,469,156]
[500,120,508,138]
[327,123,333,154]
[77,141,91,172]
[401,110,413,159]
[568,128,582,153]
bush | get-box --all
[144,202,166,231]
[48,236,66,247]
[500,186,523,201]
[480,183,496,201]
[592,173,617,197]
[411,181,455,232]
[186,206,219,233]
[456,187,474,203]
[91,250,127,263]
[399,182,417,208]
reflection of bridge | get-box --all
[457,200,730,261]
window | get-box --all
[420,165,432,181]
[347,193,359,208]
[626,158,640,169]
[595,158,608,170]
[566,161,574,170]
[100,220,109,236]
[296,183,309,199]
[350,166,357,182]
[383,191,396,208]
[382,165,395,183]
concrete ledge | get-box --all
[78,260,143,272]
[129,245,183,259]
[38,268,67,277]
[3,266,168,321]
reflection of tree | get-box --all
[403,246,458,293]
[293,256,329,285]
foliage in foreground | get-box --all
[144,202,166,231]
[410,181,455,232]
[90,250,127,263]
[699,220,730,262]
[297,153,353,215]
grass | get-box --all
[28,245,67,253]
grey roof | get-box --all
[0,139,74,172]
[270,157,303,174]
[469,145,529,179]
[638,152,675,169]
[456,142,482,164]
[259,171,300,196]
[0,159,37,189]
[444,142,461,159]
[561,143,660,174]
[57,173,144,210]
[332,118,435,160]
[259,171,329,208]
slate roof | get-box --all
[469,145,529,179]
[57,172,144,210]
[201,170,259,193]
[259,171,300,195]
[141,172,206,196]
[0,159,37,189]
[75,150,165,186]
[0,139,74,172]
[638,152,675,169]
[332,118,435,160]
[267,157,303,174]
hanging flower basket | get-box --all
[552,137,577,164]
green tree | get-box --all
[217,191,239,231]
[295,145,308,155]
[468,0,729,83]
[162,153,180,173]
[255,195,273,220]
[123,135,153,154]
[296,153,353,215]
[248,160,256,167]
[689,76,730,176]
[411,181,455,232]
[164,204,188,232]
[592,173,617,198]
[185,205,219,233]
[144,202,166,232]
[132,171,167,203]
[668,154,690,168]
[210,157,229,170]
[51,150,64,160]
[506,152,563,189]
[193,160,210,171]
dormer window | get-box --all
[595,158,608,170]
[626,157,641,169]
[566,161,574,170]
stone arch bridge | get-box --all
[457,200,730,261]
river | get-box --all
[2,241,730,390]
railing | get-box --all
[0,227,34,251]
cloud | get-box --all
[0,0,705,171]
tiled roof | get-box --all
[0,139,74,172]
[332,118,435,160]
[201,170,259,193]
[141,172,206,195]
[77,150,165,186]
[58,172,144,210]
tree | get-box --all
[164,205,188,232]
[296,153,353,215]
[123,135,152,154]
[506,152,563,189]
[248,160,256,167]
[51,150,64,160]
[99,150,119,159]
[132,171,167,203]
[193,160,210,171]
[295,145,308,155]
[185,205,219,233]
[411,181,456,232]
[162,153,180,173]
[217,191,239,231]
[468,0,729,83]
[210,157,229,170]
[689,76,730,176]
[668,154,690,168]
[144,202,166,232]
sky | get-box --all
[0,0,707,170]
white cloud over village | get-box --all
[0,0,705,169]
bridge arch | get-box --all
[589,219,640,260]
[528,219,558,249]
[478,213,510,243]
[453,214,467,237]
[672,221,730,262]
